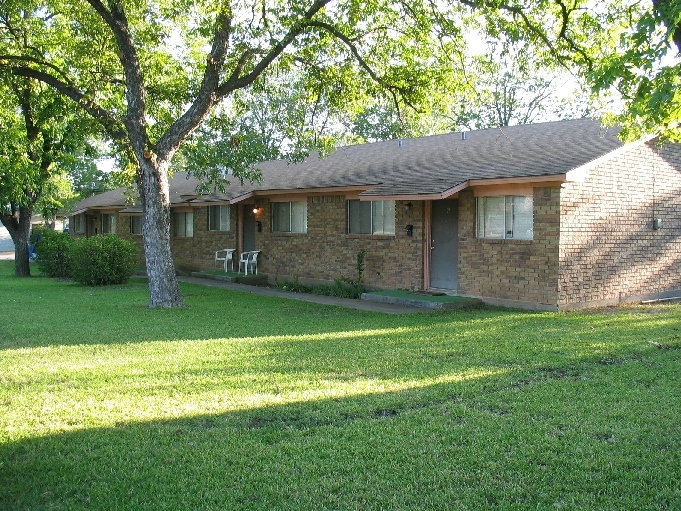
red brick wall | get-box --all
[558,141,681,309]
[457,187,561,309]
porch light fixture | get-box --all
[654,218,662,230]
[252,206,260,214]
[406,224,414,236]
[405,202,413,212]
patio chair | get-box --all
[215,248,236,271]
[239,250,260,275]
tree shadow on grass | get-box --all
[2,342,680,511]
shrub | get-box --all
[30,225,51,245]
[334,249,366,299]
[275,250,367,299]
[69,235,138,286]
[34,230,74,278]
[275,276,313,293]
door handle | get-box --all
[430,239,435,250]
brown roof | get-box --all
[73,118,627,211]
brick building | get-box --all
[71,119,681,310]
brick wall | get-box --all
[558,141,681,309]
[115,215,146,266]
[255,196,424,290]
[457,187,561,308]
[169,206,239,272]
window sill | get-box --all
[271,232,307,237]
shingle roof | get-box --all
[72,188,133,213]
[73,118,627,211]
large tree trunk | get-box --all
[139,157,184,308]
[0,205,32,277]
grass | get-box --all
[1,260,680,510]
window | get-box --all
[476,195,533,240]
[101,214,116,234]
[73,214,85,234]
[130,216,142,235]
[272,201,307,233]
[208,205,230,231]
[174,211,194,237]
[348,200,395,235]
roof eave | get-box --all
[360,175,568,201]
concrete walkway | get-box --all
[177,276,428,314]
[0,247,427,314]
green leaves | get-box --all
[69,234,138,285]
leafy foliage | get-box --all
[69,234,137,286]
[34,229,73,278]
[276,249,366,299]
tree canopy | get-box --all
[1,0,679,303]
[0,73,101,275]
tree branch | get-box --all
[218,0,333,94]
[9,66,128,141]
[156,9,233,159]
[302,20,420,112]
[0,54,75,85]
[159,0,333,160]
[84,0,149,153]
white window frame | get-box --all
[272,201,307,233]
[208,205,230,232]
[348,200,395,235]
[130,216,142,235]
[476,195,533,240]
[174,211,194,238]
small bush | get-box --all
[276,276,313,293]
[70,235,138,286]
[275,250,367,299]
[34,230,74,278]
[30,225,51,245]
[334,249,366,299]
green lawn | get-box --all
[1,260,680,510]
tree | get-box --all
[1,0,456,307]
[180,69,349,193]
[0,75,97,276]
[445,1,680,141]
[585,1,681,141]
[346,43,597,141]
[446,40,597,130]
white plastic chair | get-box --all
[215,248,235,271]
[239,250,260,275]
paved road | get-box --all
[0,226,14,255]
